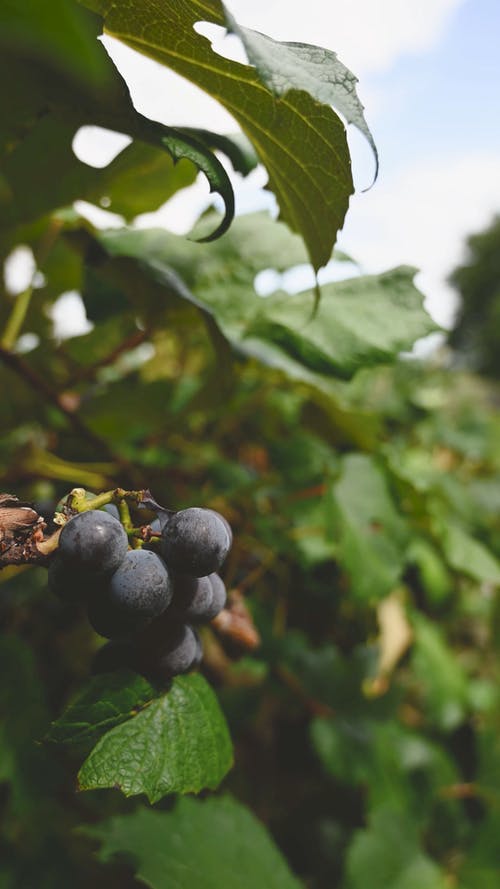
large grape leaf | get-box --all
[82,0,358,270]
[239,267,436,379]
[96,211,310,289]
[83,795,303,889]
[224,10,378,179]
[77,673,233,802]
[91,219,436,381]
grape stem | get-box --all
[74,488,146,548]
[118,498,133,531]
[127,527,163,540]
[75,488,145,512]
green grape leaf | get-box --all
[82,0,356,270]
[46,669,156,753]
[177,128,259,176]
[347,808,448,889]
[223,9,378,180]
[96,211,310,290]
[124,118,235,241]
[240,267,436,379]
[411,614,469,731]
[332,454,409,600]
[83,794,303,888]
[440,524,500,585]
[311,717,457,813]
[93,222,436,380]
[77,673,233,803]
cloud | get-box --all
[223,0,467,74]
[339,152,500,326]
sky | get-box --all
[70,0,500,333]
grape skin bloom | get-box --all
[162,507,231,576]
[58,509,128,574]
[109,549,172,618]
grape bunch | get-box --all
[48,504,232,684]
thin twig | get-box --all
[0,346,141,483]
[63,328,150,387]
[0,346,106,452]
[0,494,51,569]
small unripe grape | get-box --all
[58,510,128,574]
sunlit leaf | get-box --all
[83,0,356,270]
[78,673,233,802]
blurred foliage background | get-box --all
[1,2,500,888]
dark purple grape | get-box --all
[148,623,199,680]
[102,502,120,520]
[58,509,128,574]
[88,593,132,639]
[206,573,227,619]
[87,549,172,639]
[171,574,214,623]
[205,509,233,547]
[193,629,203,667]
[161,507,231,577]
